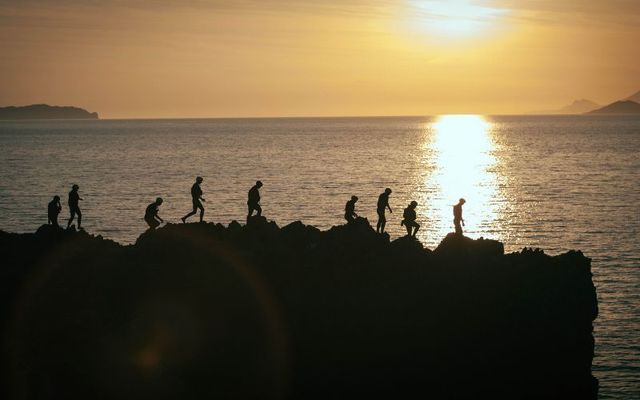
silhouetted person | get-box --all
[247,180,263,222]
[376,188,393,233]
[145,197,164,230]
[48,195,62,227]
[182,176,205,223]
[67,184,83,229]
[454,198,466,236]
[344,195,358,223]
[401,201,420,237]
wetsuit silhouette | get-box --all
[48,196,61,227]
[344,196,358,223]
[453,198,466,236]
[401,201,420,237]
[145,198,164,230]
[247,181,263,222]
[67,185,83,229]
[376,188,392,233]
[182,177,205,223]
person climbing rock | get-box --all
[48,195,62,227]
[345,195,359,223]
[145,197,164,230]
[376,188,393,233]
[182,176,205,223]
[453,198,466,236]
[247,180,263,222]
[401,201,420,237]
[67,184,83,229]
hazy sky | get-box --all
[1,0,639,118]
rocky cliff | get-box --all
[0,217,598,399]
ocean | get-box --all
[0,115,638,398]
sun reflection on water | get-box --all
[417,115,503,246]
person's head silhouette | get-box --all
[156,197,163,205]
[458,198,466,205]
[385,188,392,195]
[410,201,418,208]
[196,176,203,183]
[351,195,358,202]
[53,195,60,201]
[256,180,263,188]
[72,184,79,190]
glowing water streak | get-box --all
[416,115,503,246]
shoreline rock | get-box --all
[0,217,598,399]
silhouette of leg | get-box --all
[413,223,420,237]
[76,209,82,229]
[454,219,462,236]
[182,203,198,222]
[198,203,204,222]
[255,204,262,217]
[146,217,160,230]
[67,209,76,228]
[405,223,411,236]
[377,212,386,233]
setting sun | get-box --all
[411,0,507,37]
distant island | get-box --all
[558,99,601,114]
[587,100,640,115]
[0,104,99,120]
[623,89,640,103]
[534,88,640,115]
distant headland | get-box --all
[587,100,640,115]
[0,104,99,120]
[534,89,640,115]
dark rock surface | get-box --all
[0,218,598,399]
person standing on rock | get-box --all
[344,195,359,223]
[67,184,84,229]
[247,180,263,222]
[376,188,393,233]
[48,195,62,227]
[453,198,466,236]
[182,176,205,223]
[145,197,164,230]
[401,201,420,237]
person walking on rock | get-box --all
[247,180,263,222]
[344,195,359,224]
[145,197,164,230]
[401,201,420,237]
[453,198,466,236]
[48,195,62,227]
[182,176,205,223]
[67,184,83,229]
[376,188,393,233]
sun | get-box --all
[411,0,507,38]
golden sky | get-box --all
[1,0,639,118]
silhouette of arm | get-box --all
[387,203,392,213]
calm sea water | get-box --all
[0,115,638,398]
